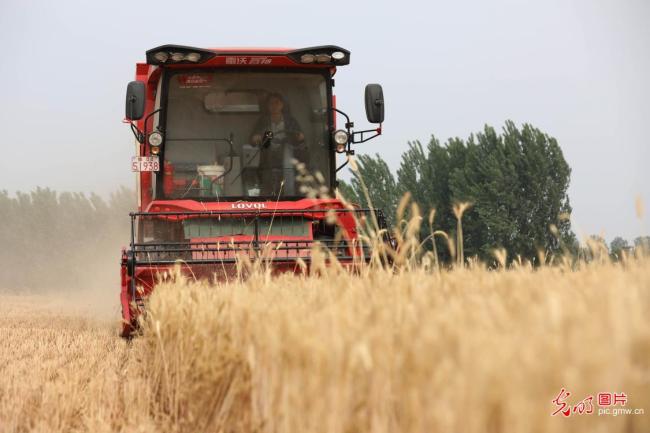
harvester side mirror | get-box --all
[125,81,146,121]
[364,84,384,124]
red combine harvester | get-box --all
[121,44,387,336]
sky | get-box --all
[0,0,647,242]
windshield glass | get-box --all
[161,70,331,199]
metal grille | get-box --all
[127,208,387,266]
[123,207,392,300]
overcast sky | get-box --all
[0,0,647,242]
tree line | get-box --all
[339,120,626,264]
[589,235,650,262]
[0,187,133,290]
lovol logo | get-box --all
[231,202,267,210]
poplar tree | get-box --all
[337,153,398,225]
[341,121,576,264]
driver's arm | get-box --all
[249,116,266,145]
[287,116,305,143]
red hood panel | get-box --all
[144,198,349,213]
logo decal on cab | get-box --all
[231,202,267,209]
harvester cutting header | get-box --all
[120,44,387,336]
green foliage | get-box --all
[343,121,576,264]
[336,180,360,206]
[633,236,650,254]
[449,122,575,262]
[337,154,398,225]
[609,236,630,261]
[0,187,135,290]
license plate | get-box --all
[131,156,160,172]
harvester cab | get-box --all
[120,44,387,336]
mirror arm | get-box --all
[143,108,163,139]
[333,108,352,129]
[351,124,382,144]
[335,157,350,173]
[333,108,355,172]
[123,119,145,144]
[333,109,383,172]
[333,107,349,120]
[124,107,163,146]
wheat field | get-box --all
[1,254,649,433]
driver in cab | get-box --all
[249,93,306,195]
[250,93,305,148]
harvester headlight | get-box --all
[333,130,348,151]
[154,51,169,63]
[185,52,201,62]
[315,53,332,63]
[331,51,345,61]
[170,52,185,62]
[300,53,315,64]
[148,131,164,147]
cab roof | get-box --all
[145,44,350,68]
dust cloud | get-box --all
[0,187,134,320]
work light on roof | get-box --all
[153,51,169,62]
[146,45,217,65]
[287,46,350,66]
[300,53,315,64]
[184,52,201,62]
[315,53,332,63]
